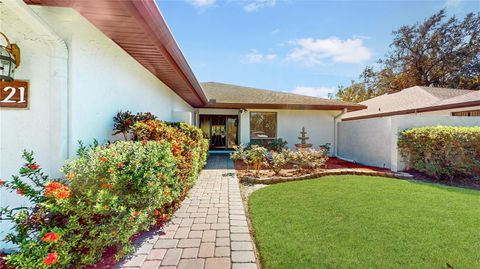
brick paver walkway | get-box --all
[117,154,258,269]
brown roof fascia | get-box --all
[205,103,367,111]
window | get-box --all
[451,110,480,117]
[250,112,277,139]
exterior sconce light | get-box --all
[0,32,20,82]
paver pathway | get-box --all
[117,154,258,269]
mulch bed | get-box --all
[234,157,389,179]
[235,158,480,190]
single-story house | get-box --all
[338,86,480,171]
[199,82,364,150]
[0,0,363,248]
[343,86,480,121]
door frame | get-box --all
[199,114,239,150]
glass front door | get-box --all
[200,115,238,150]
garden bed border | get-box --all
[240,169,413,184]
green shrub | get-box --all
[292,149,329,171]
[132,120,209,189]
[249,138,288,152]
[1,120,208,268]
[398,126,480,180]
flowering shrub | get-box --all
[292,149,329,171]
[230,145,268,176]
[0,151,72,268]
[398,126,480,180]
[1,120,208,268]
[132,120,209,190]
[267,150,293,175]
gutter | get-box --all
[4,0,69,173]
[333,108,347,157]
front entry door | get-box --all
[200,115,238,150]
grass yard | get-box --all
[248,176,480,269]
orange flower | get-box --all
[45,181,71,200]
[172,143,182,155]
[16,188,25,196]
[133,211,140,218]
[108,168,114,174]
[99,157,108,163]
[100,183,113,189]
[43,252,58,265]
[117,162,124,169]
[161,214,169,222]
[153,209,160,216]
[65,172,75,180]
[41,232,60,243]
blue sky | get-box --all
[158,0,479,98]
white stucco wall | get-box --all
[0,4,195,249]
[31,6,195,152]
[199,108,340,150]
[338,115,480,171]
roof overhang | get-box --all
[24,0,208,107]
[205,102,367,111]
[343,100,480,121]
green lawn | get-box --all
[248,176,480,269]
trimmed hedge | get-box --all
[1,122,208,268]
[398,126,480,180]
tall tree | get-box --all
[337,10,480,102]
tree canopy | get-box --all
[337,10,480,102]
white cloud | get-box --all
[291,86,336,99]
[245,50,277,63]
[444,0,461,8]
[287,37,373,65]
[186,0,216,7]
[271,28,280,35]
[244,0,276,12]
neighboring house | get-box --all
[199,82,364,150]
[338,86,480,172]
[343,86,480,121]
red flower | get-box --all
[41,232,60,243]
[16,188,25,195]
[27,164,40,170]
[99,157,108,163]
[43,252,58,265]
[0,179,5,185]
[45,181,71,200]
[117,162,124,169]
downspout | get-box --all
[3,0,69,177]
[333,108,347,158]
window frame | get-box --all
[249,111,278,140]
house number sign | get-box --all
[0,81,29,108]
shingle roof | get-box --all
[201,82,365,111]
[343,86,478,120]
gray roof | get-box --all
[201,82,365,111]
[343,86,478,120]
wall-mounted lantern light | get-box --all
[0,32,20,82]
